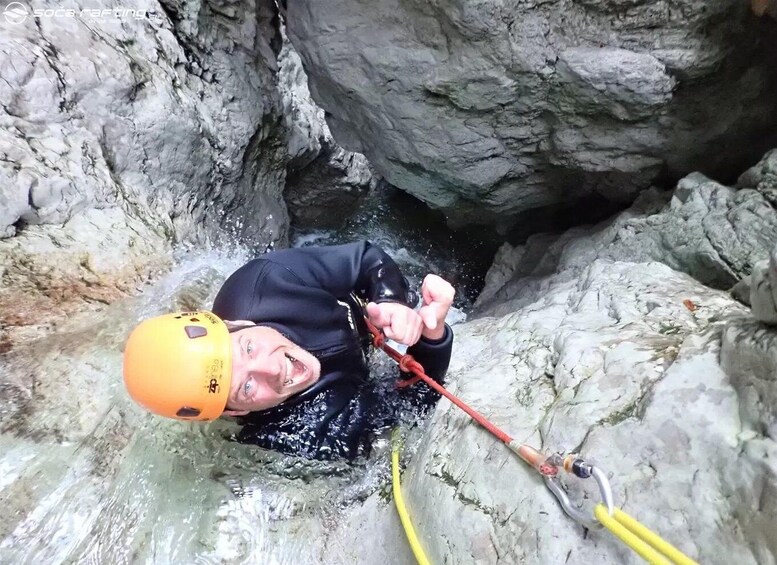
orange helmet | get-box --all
[123,311,232,421]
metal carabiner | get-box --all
[544,475,601,529]
[590,465,615,516]
[544,462,615,529]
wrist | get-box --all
[421,323,446,341]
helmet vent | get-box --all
[176,406,201,418]
[184,325,208,339]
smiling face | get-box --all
[223,324,321,416]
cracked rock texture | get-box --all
[0,0,287,341]
[319,151,777,564]
[286,0,777,230]
[0,1,377,345]
[475,148,777,313]
[1,0,287,243]
[3,3,777,562]
[325,261,777,564]
[722,319,777,445]
[749,247,777,324]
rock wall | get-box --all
[286,0,777,230]
[319,149,777,564]
[0,0,288,342]
[0,1,379,345]
[2,3,777,562]
[278,36,378,228]
[727,236,777,443]
[475,148,777,310]
[0,0,290,244]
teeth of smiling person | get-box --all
[285,355,294,383]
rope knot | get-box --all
[371,332,385,348]
[394,354,425,389]
[399,354,422,374]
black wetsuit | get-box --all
[212,241,453,460]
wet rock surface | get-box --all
[318,151,777,564]
[2,3,777,563]
[0,2,377,347]
[279,40,378,228]
[0,0,288,346]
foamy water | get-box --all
[0,220,473,564]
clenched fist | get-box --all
[417,274,455,340]
[366,274,455,345]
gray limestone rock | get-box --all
[471,241,524,307]
[0,208,172,347]
[722,319,777,442]
[0,0,289,344]
[0,0,287,246]
[0,0,385,349]
[286,0,777,229]
[750,254,777,324]
[278,36,378,229]
[2,4,776,563]
[324,259,776,564]
[747,148,777,320]
[732,275,753,307]
[322,151,777,565]
[476,157,777,314]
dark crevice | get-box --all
[156,0,180,24]
[127,60,150,102]
[293,183,500,307]
[157,0,206,76]
[12,218,28,236]
[503,193,631,246]
[34,18,73,114]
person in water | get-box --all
[123,241,455,460]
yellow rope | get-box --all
[595,505,699,565]
[388,448,697,565]
[391,431,432,565]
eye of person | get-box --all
[246,340,254,356]
[243,379,253,397]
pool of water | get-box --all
[290,184,498,311]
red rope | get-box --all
[365,318,514,445]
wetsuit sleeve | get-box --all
[400,323,454,408]
[264,241,418,306]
